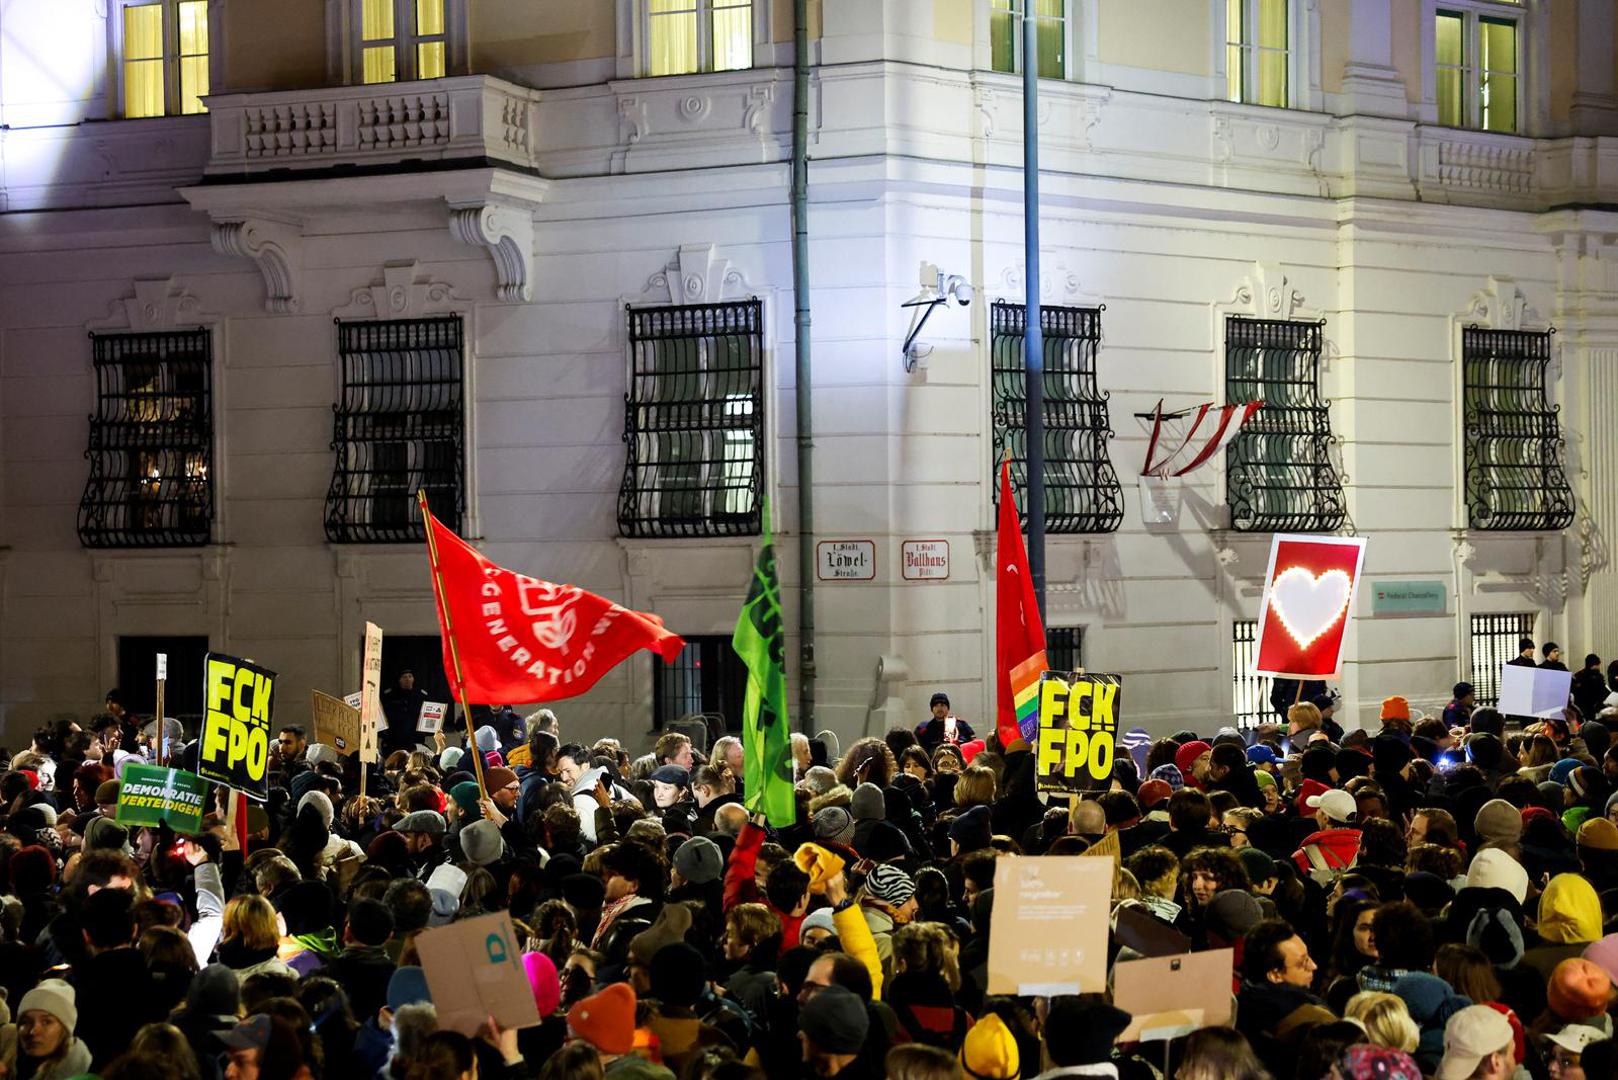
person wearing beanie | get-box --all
[330,897,397,1022]
[1043,997,1132,1070]
[799,984,869,1074]
[1464,848,1531,905]
[671,835,724,889]
[1474,799,1524,856]
[861,863,918,980]
[1541,642,1569,671]
[961,1013,1019,1080]
[12,979,91,1079]
[1136,778,1174,815]
[1524,875,1605,981]
[1380,695,1413,733]
[813,805,857,847]
[950,804,994,855]
[570,983,671,1077]
[1205,888,1264,948]
[1545,958,1614,1023]
[1445,682,1477,728]
[916,692,974,754]
[458,817,507,868]
[1174,740,1211,787]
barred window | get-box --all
[1225,316,1346,532]
[653,634,747,732]
[1232,618,1270,727]
[618,300,764,539]
[78,329,213,548]
[1462,327,1573,532]
[325,317,465,543]
[990,302,1123,534]
[1047,626,1082,673]
[1469,612,1535,708]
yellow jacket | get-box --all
[833,900,884,1001]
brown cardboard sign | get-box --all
[1113,949,1235,1042]
[416,911,542,1035]
[986,855,1111,996]
[311,690,360,755]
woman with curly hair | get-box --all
[888,921,969,1047]
[836,737,898,789]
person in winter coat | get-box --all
[1524,874,1604,981]
[886,922,971,1048]
[3,980,93,1080]
[860,864,919,980]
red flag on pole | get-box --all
[421,504,686,704]
[996,457,1047,748]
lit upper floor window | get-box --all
[645,0,753,77]
[1436,2,1520,133]
[360,0,448,83]
[990,0,1065,79]
[120,0,209,118]
[1226,0,1288,107]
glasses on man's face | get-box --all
[504,783,521,794]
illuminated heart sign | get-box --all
[1251,535,1368,680]
[1269,567,1352,647]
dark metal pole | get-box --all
[792,0,815,735]
[1022,9,1046,618]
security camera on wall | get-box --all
[901,262,976,372]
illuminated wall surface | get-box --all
[3,0,1618,746]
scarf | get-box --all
[592,894,643,948]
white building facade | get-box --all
[3,0,1618,749]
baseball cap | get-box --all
[217,1014,272,1054]
[1436,1006,1515,1080]
[1306,788,1358,825]
[1545,1024,1606,1055]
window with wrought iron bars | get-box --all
[78,329,213,548]
[1462,327,1573,532]
[1470,612,1535,708]
[1225,316,1346,533]
[1232,618,1271,727]
[990,302,1123,534]
[325,317,465,543]
[619,300,764,539]
[1047,626,1083,673]
[653,634,748,732]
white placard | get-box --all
[155,653,168,681]
[343,692,362,709]
[817,540,876,581]
[901,539,950,581]
[359,622,383,763]
[418,701,448,733]
[1498,664,1573,718]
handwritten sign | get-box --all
[360,622,382,763]
[312,690,360,754]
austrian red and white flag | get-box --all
[422,501,685,703]
[1252,533,1369,680]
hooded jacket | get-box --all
[1392,971,1472,1074]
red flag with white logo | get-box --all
[422,503,685,703]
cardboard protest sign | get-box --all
[311,690,361,754]
[1253,534,1369,679]
[1035,671,1122,794]
[1113,949,1235,1042]
[360,622,383,763]
[416,911,541,1035]
[1500,664,1574,719]
[115,763,208,834]
[1080,826,1122,892]
[418,701,448,733]
[987,856,1111,996]
[199,652,276,801]
[1113,905,1191,957]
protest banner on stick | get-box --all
[155,653,167,764]
[115,763,207,834]
[1034,671,1123,795]
[986,855,1111,995]
[359,622,383,799]
[198,652,276,801]
[312,690,361,754]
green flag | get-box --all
[732,515,796,826]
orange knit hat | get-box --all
[1380,696,1411,722]
[567,982,637,1055]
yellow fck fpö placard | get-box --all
[199,652,277,801]
[1035,671,1122,794]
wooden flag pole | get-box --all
[419,489,487,800]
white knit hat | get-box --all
[18,979,77,1032]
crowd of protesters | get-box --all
[5,644,1618,1080]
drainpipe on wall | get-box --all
[792,0,815,736]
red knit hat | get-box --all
[1175,741,1210,779]
[1482,1002,1526,1065]
[1521,806,1557,829]
[568,982,637,1055]
[1547,958,1614,1022]
[1295,779,1329,818]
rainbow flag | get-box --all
[1012,650,1049,743]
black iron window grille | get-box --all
[1047,626,1083,673]
[653,634,747,732]
[1470,612,1535,708]
[1462,327,1574,532]
[990,302,1123,534]
[619,300,764,539]
[1232,618,1271,728]
[325,317,465,543]
[78,329,213,548]
[1225,317,1346,533]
